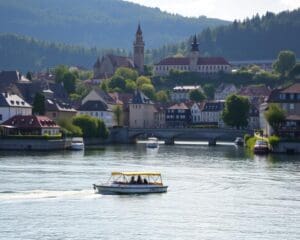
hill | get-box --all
[0,0,229,49]
[0,33,125,72]
[151,9,300,62]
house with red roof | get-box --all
[1,115,61,136]
[153,35,231,76]
[165,103,191,127]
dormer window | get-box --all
[10,100,15,105]
[16,101,20,105]
[21,101,25,105]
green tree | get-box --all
[108,75,126,90]
[189,89,205,102]
[54,65,69,83]
[156,90,169,103]
[115,67,138,81]
[264,103,286,135]
[32,92,45,115]
[58,118,82,137]
[72,115,108,138]
[96,119,109,139]
[289,63,300,80]
[63,72,76,94]
[140,84,156,100]
[203,84,215,99]
[136,76,152,88]
[222,94,250,129]
[112,105,123,126]
[273,50,296,76]
[125,79,137,93]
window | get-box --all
[279,93,286,100]
[290,103,295,110]
[0,114,2,121]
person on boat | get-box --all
[130,176,136,184]
[143,178,148,184]
[137,175,143,184]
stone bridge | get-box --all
[109,127,252,145]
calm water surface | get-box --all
[0,143,299,240]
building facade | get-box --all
[129,91,156,128]
[165,103,191,127]
[93,24,145,79]
[171,85,203,102]
[0,92,32,124]
[154,35,231,76]
[214,84,238,100]
[78,100,115,128]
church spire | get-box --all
[191,35,199,52]
[133,23,145,74]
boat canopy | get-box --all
[111,172,162,177]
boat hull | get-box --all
[93,184,168,194]
[70,143,84,151]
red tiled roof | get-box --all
[156,57,230,66]
[238,85,271,97]
[2,115,60,129]
[156,57,190,66]
[168,102,189,110]
[197,57,229,65]
[281,83,300,93]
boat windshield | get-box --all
[110,172,163,185]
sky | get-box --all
[124,0,300,21]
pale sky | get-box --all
[124,0,300,21]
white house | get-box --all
[191,101,225,127]
[171,85,203,102]
[78,100,115,127]
[214,84,238,100]
[154,35,231,76]
[0,92,32,124]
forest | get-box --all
[0,0,227,49]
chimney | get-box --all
[4,92,8,98]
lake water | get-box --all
[0,143,299,240]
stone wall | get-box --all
[0,138,71,151]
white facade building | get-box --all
[171,85,203,102]
[154,35,231,76]
[0,92,32,124]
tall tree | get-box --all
[112,105,123,127]
[32,92,45,115]
[222,94,250,129]
[264,103,286,135]
[273,50,296,76]
[189,89,205,102]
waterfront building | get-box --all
[263,83,300,137]
[129,90,156,128]
[153,35,231,76]
[165,103,191,127]
[248,105,260,130]
[214,84,238,100]
[1,115,60,136]
[0,92,32,124]
[78,100,115,128]
[190,101,225,127]
[171,85,203,102]
[44,98,77,122]
[109,92,133,126]
[93,24,145,79]
[82,89,117,109]
[154,104,167,128]
[238,85,271,106]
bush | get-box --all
[268,135,280,147]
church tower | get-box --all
[189,35,200,71]
[133,23,145,74]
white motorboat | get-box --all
[93,172,168,194]
[70,137,84,150]
[146,137,159,149]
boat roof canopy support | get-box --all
[111,172,162,177]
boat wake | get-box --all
[0,189,99,202]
